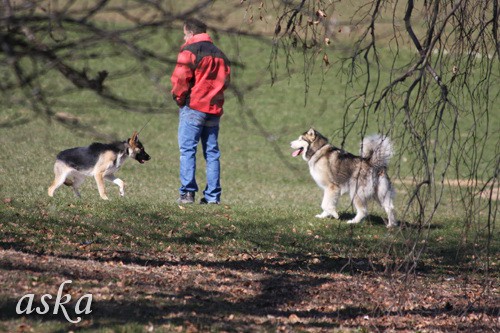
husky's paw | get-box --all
[315,211,339,219]
[347,219,361,224]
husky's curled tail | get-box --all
[360,135,393,169]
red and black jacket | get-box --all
[170,33,231,116]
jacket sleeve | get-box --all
[224,66,231,89]
[170,50,196,107]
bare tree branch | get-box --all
[267,0,499,278]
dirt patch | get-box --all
[396,178,499,201]
[0,249,498,332]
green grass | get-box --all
[0,20,498,332]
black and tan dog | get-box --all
[48,131,150,200]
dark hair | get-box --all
[184,18,207,35]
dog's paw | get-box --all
[316,212,339,219]
[347,219,361,224]
[119,182,125,196]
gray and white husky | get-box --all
[291,128,397,227]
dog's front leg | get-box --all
[105,174,125,197]
[95,172,109,200]
[316,185,340,219]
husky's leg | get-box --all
[71,174,86,198]
[48,161,70,197]
[378,176,398,227]
[105,174,125,197]
[316,185,340,219]
[347,195,368,224]
[94,172,109,200]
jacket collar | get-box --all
[181,33,213,48]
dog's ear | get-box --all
[129,131,139,147]
[307,128,316,137]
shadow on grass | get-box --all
[0,240,498,329]
[0,274,497,332]
[0,201,483,276]
[339,212,443,230]
[0,257,345,331]
[0,202,496,331]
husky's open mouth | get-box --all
[292,148,304,157]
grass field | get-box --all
[1,7,499,332]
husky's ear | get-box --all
[129,131,139,147]
[307,128,316,137]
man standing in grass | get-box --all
[171,18,231,205]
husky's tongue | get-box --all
[292,148,303,157]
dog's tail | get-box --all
[361,135,393,168]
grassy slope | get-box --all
[0,7,498,332]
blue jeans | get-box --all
[178,106,221,202]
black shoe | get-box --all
[200,198,220,205]
[177,192,195,204]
